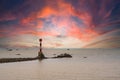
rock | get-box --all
[67,49,70,50]
[55,53,72,58]
[8,49,12,51]
[83,57,87,58]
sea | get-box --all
[0,48,120,80]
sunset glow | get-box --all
[0,0,120,48]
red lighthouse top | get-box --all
[39,38,42,42]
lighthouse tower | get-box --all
[38,38,45,59]
[39,38,42,53]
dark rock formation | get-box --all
[0,57,37,63]
[83,57,87,58]
[54,53,72,58]
[0,51,72,63]
[67,49,70,50]
[8,49,12,51]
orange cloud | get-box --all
[19,0,99,42]
[37,6,57,18]
[67,22,99,42]
[21,0,73,23]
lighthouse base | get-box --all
[37,52,45,59]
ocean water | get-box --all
[0,48,120,80]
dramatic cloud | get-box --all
[0,0,120,48]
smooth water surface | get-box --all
[0,48,120,80]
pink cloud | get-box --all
[1,0,114,43]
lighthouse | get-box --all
[39,38,42,53]
[38,38,45,59]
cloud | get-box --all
[0,0,120,48]
[0,13,16,21]
[20,0,99,42]
[84,29,120,48]
[67,21,99,41]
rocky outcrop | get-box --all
[0,57,37,63]
[53,53,72,58]
[0,53,72,63]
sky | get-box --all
[0,0,120,48]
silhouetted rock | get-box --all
[54,53,72,58]
[8,49,12,51]
[67,49,70,50]
[83,57,87,58]
[0,57,38,63]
